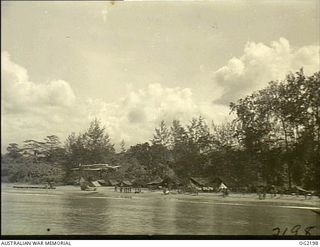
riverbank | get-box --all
[2,183,320,235]
[3,183,319,209]
[133,190,320,209]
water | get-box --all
[2,185,320,235]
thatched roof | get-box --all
[219,182,228,189]
[190,176,227,187]
[147,178,163,185]
[91,181,101,187]
[108,179,119,186]
[97,179,106,185]
[295,186,312,193]
[120,180,132,186]
[190,177,212,187]
[131,179,146,186]
[162,175,183,185]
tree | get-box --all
[187,116,212,153]
[230,69,320,189]
[81,119,115,164]
[127,143,152,168]
[43,135,65,163]
[22,139,47,163]
[120,139,126,153]
[64,119,115,176]
[170,119,189,161]
[6,143,22,160]
[171,120,188,146]
[211,122,238,150]
[151,120,171,147]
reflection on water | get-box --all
[2,186,320,235]
[62,195,110,234]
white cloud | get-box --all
[212,38,320,104]
[1,51,76,114]
[1,51,228,151]
[1,51,80,151]
[2,37,319,151]
[84,84,229,147]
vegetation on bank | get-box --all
[1,70,319,192]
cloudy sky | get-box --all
[1,0,319,152]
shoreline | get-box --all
[3,183,320,209]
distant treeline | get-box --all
[1,69,319,191]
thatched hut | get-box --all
[119,180,132,187]
[147,178,163,190]
[116,180,133,193]
[108,179,120,186]
[189,176,228,192]
[162,175,183,189]
[97,179,107,186]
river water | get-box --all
[1,184,319,236]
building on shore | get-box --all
[189,177,228,192]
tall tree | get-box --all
[43,135,64,163]
[22,140,47,163]
[6,143,22,160]
[187,116,212,153]
[120,139,126,153]
[211,122,238,150]
[81,119,115,164]
[151,120,171,147]
[231,69,320,189]
[170,119,189,160]
[65,119,115,167]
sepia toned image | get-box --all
[1,0,319,237]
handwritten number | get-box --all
[273,225,315,236]
[272,227,281,236]
[305,226,315,236]
[291,224,301,235]
[282,227,288,235]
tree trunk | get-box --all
[281,119,292,188]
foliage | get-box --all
[2,70,319,191]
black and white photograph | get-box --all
[1,0,319,237]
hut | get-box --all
[162,175,183,189]
[189,177,215,192]
[119,180,133,193]
[218,182,229,197]
[189,176,231,192]
[131,179,144,193]
[107,179,119,186]
[99,179,120,191]
[189,177,207,187]
[97,179,107,186]
[147,178,164,190]
[107,179,120,191]
[294,186,313,198]
[218,182,228,190]
[120,180,133,186]
[183,180,200,194]
[131,179,145,187]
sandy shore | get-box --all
[89,186,320,208]
[3,183,320,209]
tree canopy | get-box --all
[2,70,319,191]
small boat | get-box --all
[80,177,98,191]
[163,189,170,195]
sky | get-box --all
[1,0,319,152]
